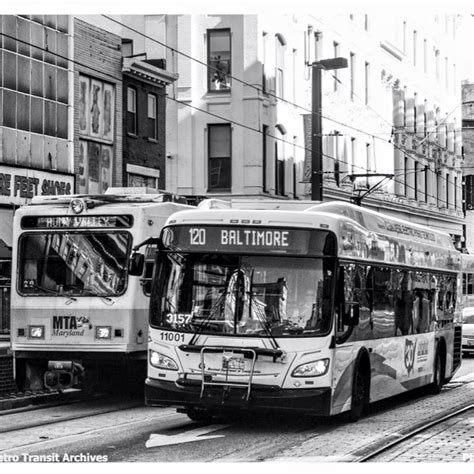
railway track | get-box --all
[351,403,474,462]
[0,395,144,437]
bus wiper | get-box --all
[188,286,228,346]
[246,272,280,351]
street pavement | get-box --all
[270,367,474,462]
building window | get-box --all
[454,176,458,209]
[445,56,449,89]
[304,26,313,65]
[465,175,474,210]
[351,137,356,173]
[276,33,286,99]
[122,39,133,57]
[262,32,268,93]
[414,161,418,200]
[364,62,369,105]
[435,49,440,80]
[425,166,429,203]
[404,156,408,197]
[208,124,231,191]
[333,42,340,91]
[423,39,428,73]
[208,29,231,92]
[127,87,137,135]
[147,94,157,140]
[275,125,285,196]
[262,125,268,193]
[413,30,417,66]
[446,173,450,208]
[414,92,418,134]
[292,48,297,102]
[365,143,371,188]
[334,131,340,186]
[423,100,428,137]
[127,164,160,190]
[350,52,355,100]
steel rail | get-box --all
[0,397,143,436]
[352,403,474,462]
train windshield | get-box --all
[18,232,132,297]
[150,253,335,337]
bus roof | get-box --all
[167,199,460,271]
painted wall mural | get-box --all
[78,75,115,194]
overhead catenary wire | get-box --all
[98,15,465,204]
[0,23,465,208]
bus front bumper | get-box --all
[145,377,332,416]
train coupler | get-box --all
[44,361,84,391]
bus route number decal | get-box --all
[189,228,206,245]
[166,313,192,325]
[160,331,185,343]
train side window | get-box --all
[141,245,157,296]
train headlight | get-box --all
[149,350,178,371]
[70,198,85,214]
[28,325,45,339]
[292,358,329,377]
[95,326,112,339]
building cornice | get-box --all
[122,58,179,87]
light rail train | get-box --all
[10,189,192,391]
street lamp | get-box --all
[311,57,348,201]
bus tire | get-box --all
[184,407,215,423]
[430,347,445,394]
[346,358,370,422]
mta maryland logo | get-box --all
[404,339,417,375]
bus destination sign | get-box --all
[162,225,333,256]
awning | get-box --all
[0,208,14,259]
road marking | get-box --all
[145,424,230,448]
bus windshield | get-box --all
[150,253,335,337]
[18,232,132,297]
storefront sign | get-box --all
[0,165,74,205]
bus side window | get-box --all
[337,264,359,336]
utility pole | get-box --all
[311,57,348,201]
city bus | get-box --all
[10,189,192,391]
[461,252,474,309]
[460,252,474,355]
[133,199,463,421]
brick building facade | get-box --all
[122,58,177,190]
[74,18,123,193]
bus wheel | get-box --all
[430,348,444,394]
[347,366,369,422]
[184,408,215,423]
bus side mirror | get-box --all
[129,252,145,276]
[342,302,360,327]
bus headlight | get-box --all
[95,326,112,339]
[292,358,329,377]
[149,350,178,371]
[28,325,45,339]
